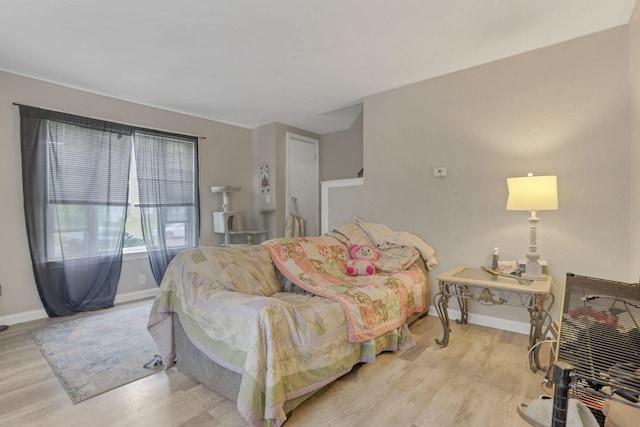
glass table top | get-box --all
[454,266,519,281]
[438,266,551,293]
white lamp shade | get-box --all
[506,175,558,211]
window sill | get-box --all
[123,249,148,261]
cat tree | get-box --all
[210,186,272,246]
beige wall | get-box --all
[250,122,320,239]
[0,70,252,322]
[319,111,363,181]
[630,2,640,276]
[362,27,631,325]
[252,123,278,239]
[272,123,319,237]
[2,17,638,332]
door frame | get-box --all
[286,132,319,236]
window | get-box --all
[133,129,199,256]
[46,120,131,260]
[20,105,199,314]
[41,114,198,260]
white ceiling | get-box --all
[0,0,636,134]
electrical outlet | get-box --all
[138,274,146,285]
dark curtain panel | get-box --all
[134,130,199,285]
[20,106,132,317]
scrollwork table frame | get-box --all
[433,266,554,372]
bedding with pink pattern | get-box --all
[262,236,427,342]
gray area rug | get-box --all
[31,301,161,403]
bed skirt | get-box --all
[173,314,324,415]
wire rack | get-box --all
[557,273,640,418]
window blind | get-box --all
[19,106,132,206]
[133,130,197,207]
[47,121,131,205]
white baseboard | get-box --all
[0,307,48,327]
[114,288,158,304]
[425,305,530,336]
[0,288,158,327]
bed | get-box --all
[147,224,435,427]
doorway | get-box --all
[286,132,319,236]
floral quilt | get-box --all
[147,245,416,427]
[262,236,427,342]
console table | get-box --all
[433,266,554,372]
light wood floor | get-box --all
[0,299,553,427]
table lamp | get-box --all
[506,174,558,280]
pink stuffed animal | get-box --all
[345,244,379,276]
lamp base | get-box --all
[523,259,546,281]
[523,272,547,281]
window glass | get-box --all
[42,116,197,260]
[52,204,87,259]
[124,148,146,253]
[165,207,188,248]
[50,204,130,259]
[124,205,145,251]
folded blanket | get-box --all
[355,217,438,269]
[328,218,438,271]
[263,236,427,342]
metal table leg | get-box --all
[455,284,469,325]
[528,294,549,372]
[434,284,451,347]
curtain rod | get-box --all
[12,102,206,140]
